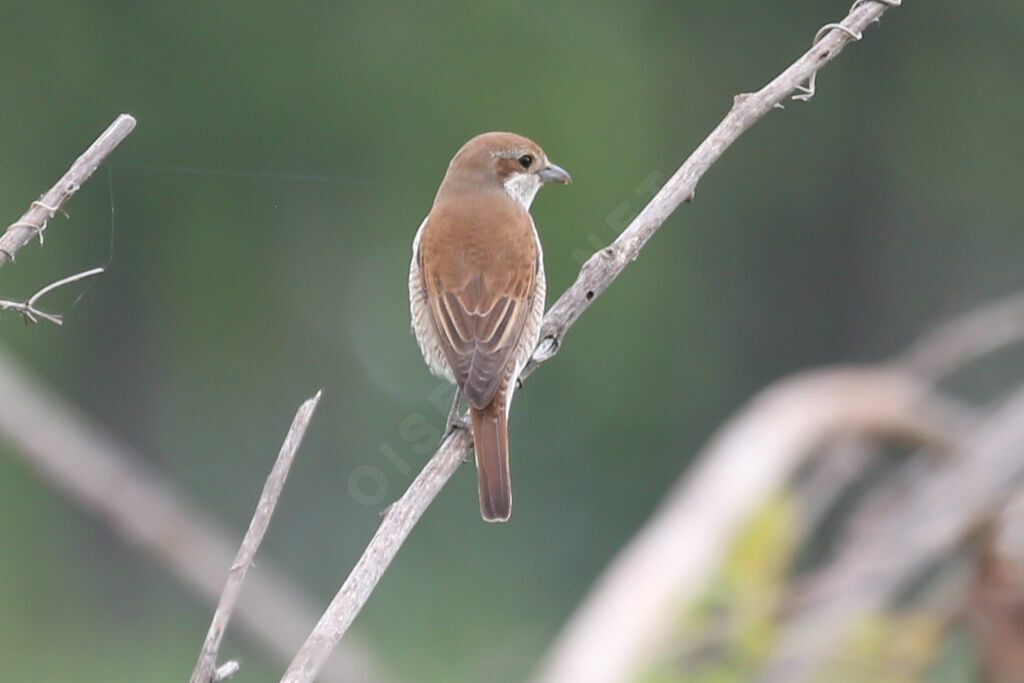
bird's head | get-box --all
[440,132,571,209]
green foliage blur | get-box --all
[1,1,1022,681]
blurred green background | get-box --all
[1,1,1022,681]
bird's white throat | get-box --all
[503,172,542,209]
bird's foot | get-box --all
[441,386,469,443]
[443,411,470,442]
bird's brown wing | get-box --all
[419,199,538,409]
[431,273,530,408]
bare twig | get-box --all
[280,2,902,679]
[0,349,384,683]
[757,386,1024,683]
[0,266,104,325]
[531,368,962,683]
[0,114,135,268]
[191,392,322,683]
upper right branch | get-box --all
[523,0,900,380]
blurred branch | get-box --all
[790,439,878,538]
[547,271,1024,683]
[0,113,135,268]
[790,285,1024,590]
[699,280,1024,675]
[191,392,322,683]
[768,283,1024,677]
[0,266,105,325]
[903,288,1024,381]
[965,512,1024,683]
[532,367,961,683]
[0,348,385,683]
[280,2,903,679]
[757,385,1024,682]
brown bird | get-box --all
[409,132,570,522]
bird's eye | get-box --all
[517,154,533,169]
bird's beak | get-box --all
[537,163,572,184]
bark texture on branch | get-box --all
[0,114,135,268]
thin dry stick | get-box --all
[0,114,136,268]
[756,386,1024,683]
[531,368,963,683]
[0,349,384,683]
[191,392,323,683]
[0,266,105,324]
[281,1,902,680]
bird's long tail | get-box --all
[471,401,511,522]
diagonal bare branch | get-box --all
[191,391,323,683]
[280,1,905,680]
[522,0,900,380]
[0,114,135,268]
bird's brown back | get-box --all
[418,189,539,408]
